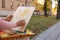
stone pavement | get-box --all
[0,11,14,16]
[31,22,60,40]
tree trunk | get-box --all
[56,0,60,19]
[25,0,27,6]
[44,0,48,17]
[49,1,52,16]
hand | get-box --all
[5,15,13,21]
[16,20,25,27]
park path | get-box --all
[0,11,14,16]
[31,21,60,40]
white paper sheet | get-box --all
[11,6,35,32]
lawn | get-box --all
[26,16,60,35]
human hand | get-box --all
[16,20,25,27]
[5,15,13,21]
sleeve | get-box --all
[0,18,17,30]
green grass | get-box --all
[26,16,60,35]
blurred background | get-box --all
[0,0,58,16]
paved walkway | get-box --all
[31,22,60,40]
[0,11,14,16]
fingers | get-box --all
[5,15,13,21]
[8,15,13,19]
[20,20,25,26]
[17,20,25,27]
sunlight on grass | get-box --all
[26,16,60,35]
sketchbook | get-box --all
[11,6,35,32]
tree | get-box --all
[32,0,44,12]
[32,0,52,16]
[25,0,27,6]
[56,0,60,19]
[48,0,52,16]
[44,0,48,17]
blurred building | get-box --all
[0,0,37,11]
